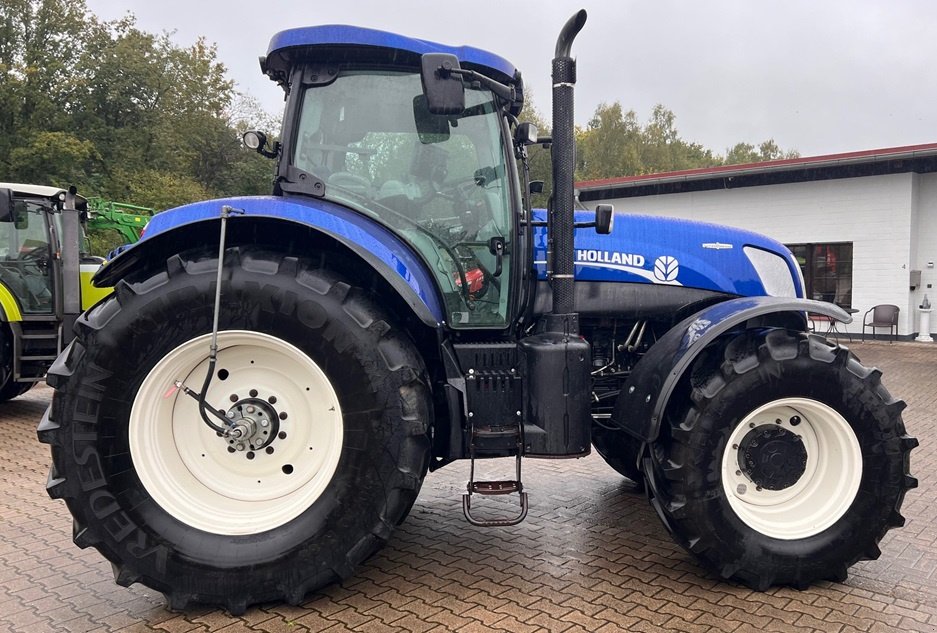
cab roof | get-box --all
[0,182,87,205]
[262,24,520,87]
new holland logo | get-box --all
[573,250,682,286]
[576,249,645,267]
[654,256,680,282]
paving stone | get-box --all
[0,341,933,632]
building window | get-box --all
[787,243,853,308]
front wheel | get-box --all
[39,248,432,613]
[0,374,33,403]
[0,328,34,403]
[591,421,645,490]
[645,329,917,589]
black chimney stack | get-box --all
[549,10,587,329]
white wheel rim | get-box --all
[721,397,862,540]
[130,331,343,535]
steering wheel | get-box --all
[19,245,48,261]
[17,246,49,276]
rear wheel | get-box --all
[645,329,917,589]
[39,248,432,613]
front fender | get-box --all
[94,196,445,327]
[0,284,22,322]
[614,296,849,442]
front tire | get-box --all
[645,329,917,589]
[38,248,432,612]
[0,330,34,403]
[591,422,645,490]
[0,374,33,403]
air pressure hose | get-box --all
[173,205,244,435]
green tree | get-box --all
[0,1,274,210]
[577,102,643,180]
[724,139,799,165]
[8,131,98,184]
[0,0,92,174]
[575,101,796,181]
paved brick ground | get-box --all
[0,340,934,632]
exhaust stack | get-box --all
[549,10,587,328]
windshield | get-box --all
[293,70,513,328]
[0,199,54,314]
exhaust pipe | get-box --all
[550,10,587,327]
[519,10,592,459]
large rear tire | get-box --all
[645,329,917,589]
[38,248,432,613]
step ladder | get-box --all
[462,422,528,527]
[11,320,62,381]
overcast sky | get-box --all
[84,0,937,158]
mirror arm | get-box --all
[445,67,516,104]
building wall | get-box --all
[594,173,922,335]
[913,173,937,335]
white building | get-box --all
[577,143,937,340]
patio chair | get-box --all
[862,304,899,342]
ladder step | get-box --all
[473,425,520,439]
[470,425,521,454]
[21,333,59,340]
[21,355,58,361]
[470,480,521,495]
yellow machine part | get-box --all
[80,264,113,311]
[0,284,23,322]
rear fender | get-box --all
[95,214,444,328]
[614,296,849,442]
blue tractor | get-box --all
[40,11,916,613]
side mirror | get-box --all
[13,201,29,230]
[595,204,614,234]
[421,53,465,115]
[529,180,545,195]
[0,188,12,223]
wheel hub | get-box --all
[225,397,280,452]
[738,425,807,490]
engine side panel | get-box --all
[532,210,804,298]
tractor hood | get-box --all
[533,210,804,298]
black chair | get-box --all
[862,304,899,342]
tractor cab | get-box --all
[256,26,527,329]
[0,184,103,389]
[0,187,58,314]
